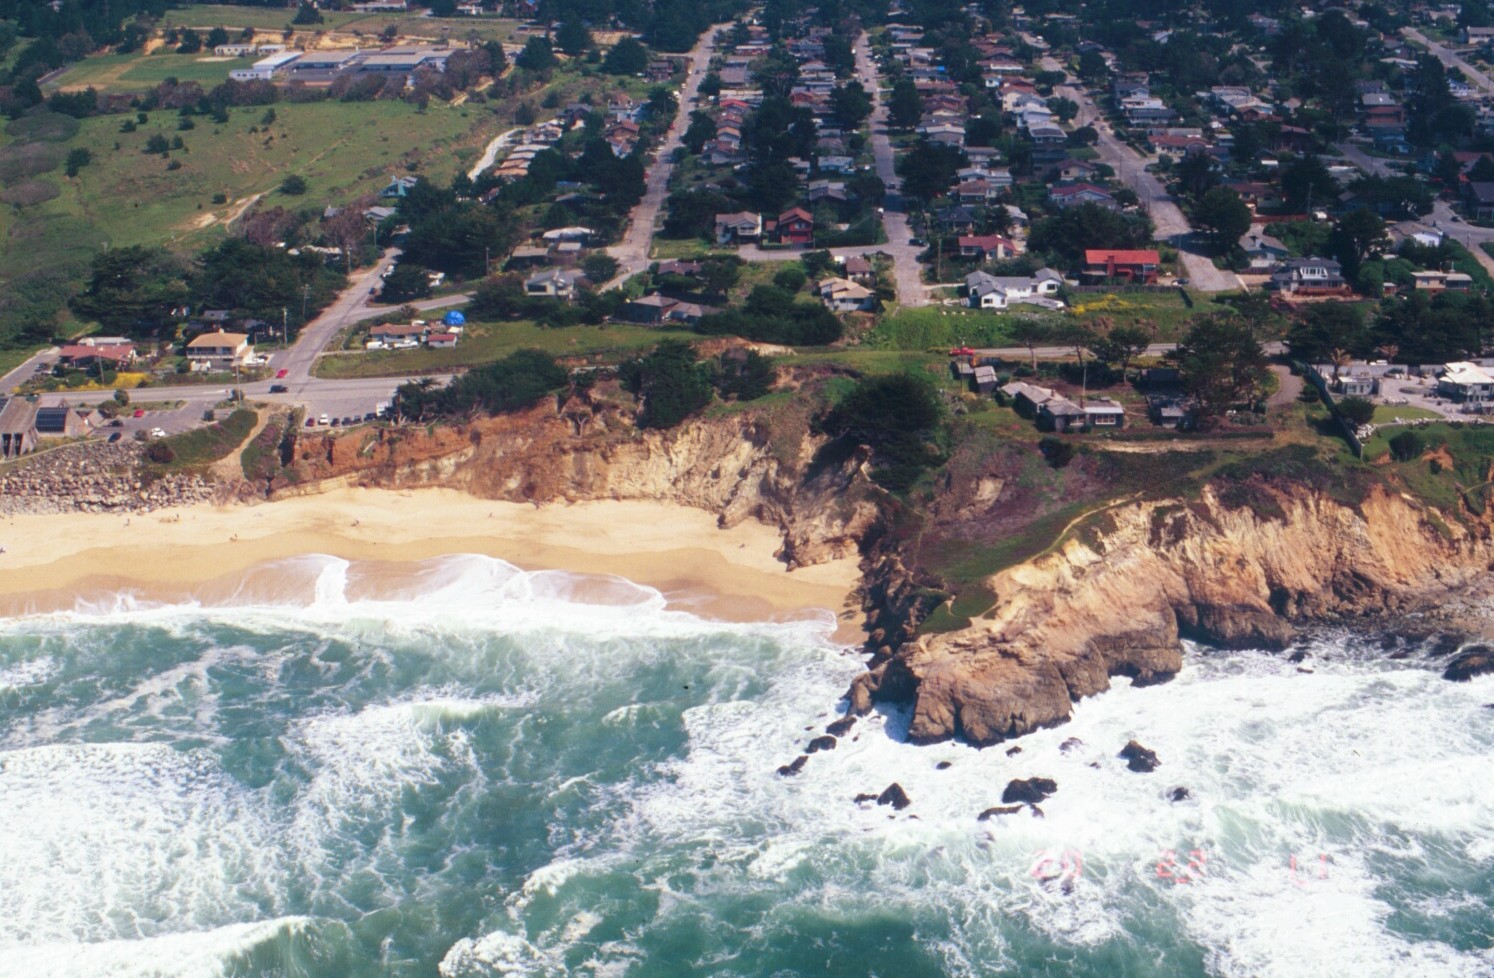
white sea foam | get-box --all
[0,742,278,949]
[0,553,838,649]
[462,635,1494,978]
[0,917,319,978]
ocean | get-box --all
[0,554,1491,978]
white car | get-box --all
[149,427,166,438]
[319,414,330,426]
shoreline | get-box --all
[0,488,865,641]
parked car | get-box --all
[107,432,122,443]
[319,413,329,426]
[330,417,341,427]
[108,419,123,428]
[133,408,144,418]
[949,346,976,357]
[269,384,288,393]
[275,368,288,378]
[305,417,316,427]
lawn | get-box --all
[866,306,1029,350]
[1371,405,1442,424]
[314,320,699,378]
[48,51,241,94]
[162,5,523,43]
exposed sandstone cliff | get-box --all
[283,388,884,569]
[850,482,1494,746]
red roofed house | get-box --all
[1083,249,1161,284]
[57,343,137,369]
[958,234,1016,261]
[774,207,815,246]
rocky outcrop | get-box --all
[1001,777,1057,804]
[1119,740,1160,773]
[852,482,1494,746]
[1444,646,1494,682]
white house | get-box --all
[965,269,1064,309]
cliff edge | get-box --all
[850,480,1494,746]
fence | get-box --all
[1295,360,1364,458]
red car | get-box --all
[133,408,144,418]
[275,368,288,378]
[949,346,976,357]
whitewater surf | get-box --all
[0,555,1489,977]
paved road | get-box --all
[1045,62,1240,293]
[971,340,1288,359]
[605,25,725,284]
[852,34,930,307]
[1403,28,1494,93]
[1332,140,1494,279]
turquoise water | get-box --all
[1,554,1491,978]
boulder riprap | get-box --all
[977,804,1025,820]
[805,735,837,753]
[1169,786,1191,802]
[1001,777,1057,804]
[1120,740,1160,773]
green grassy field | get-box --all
[314,320,699,378]
[161,5,522,43]
[49,51,241,93]
[62,98,491,249]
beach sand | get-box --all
[0,488,864,640]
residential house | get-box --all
[958,234,1016,261]
[965,268,1065,309]
[818,277,876,313]
[714,211,763,245]
[841,255,875,283]
[524,268,588,300]
[368,323,426,347]
[56,343,136,369]
[186,331,252,367]
[1412,270,1474,292]
[1269,257,1348,293]
[1082,249,1161,284]
[619,293,679,325]
[1438,361,1494,401]
[1239,232,1291,271]
[541,226,596,244]
[1049,183,1117,210]
[426,333,459,349]
[1052,158,1102,182]
[774,207,815,246]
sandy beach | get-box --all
[0,488,863,639]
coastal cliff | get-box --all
[280,386,1494,747]
[850,479,1494,746]
[282,385,885,570]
